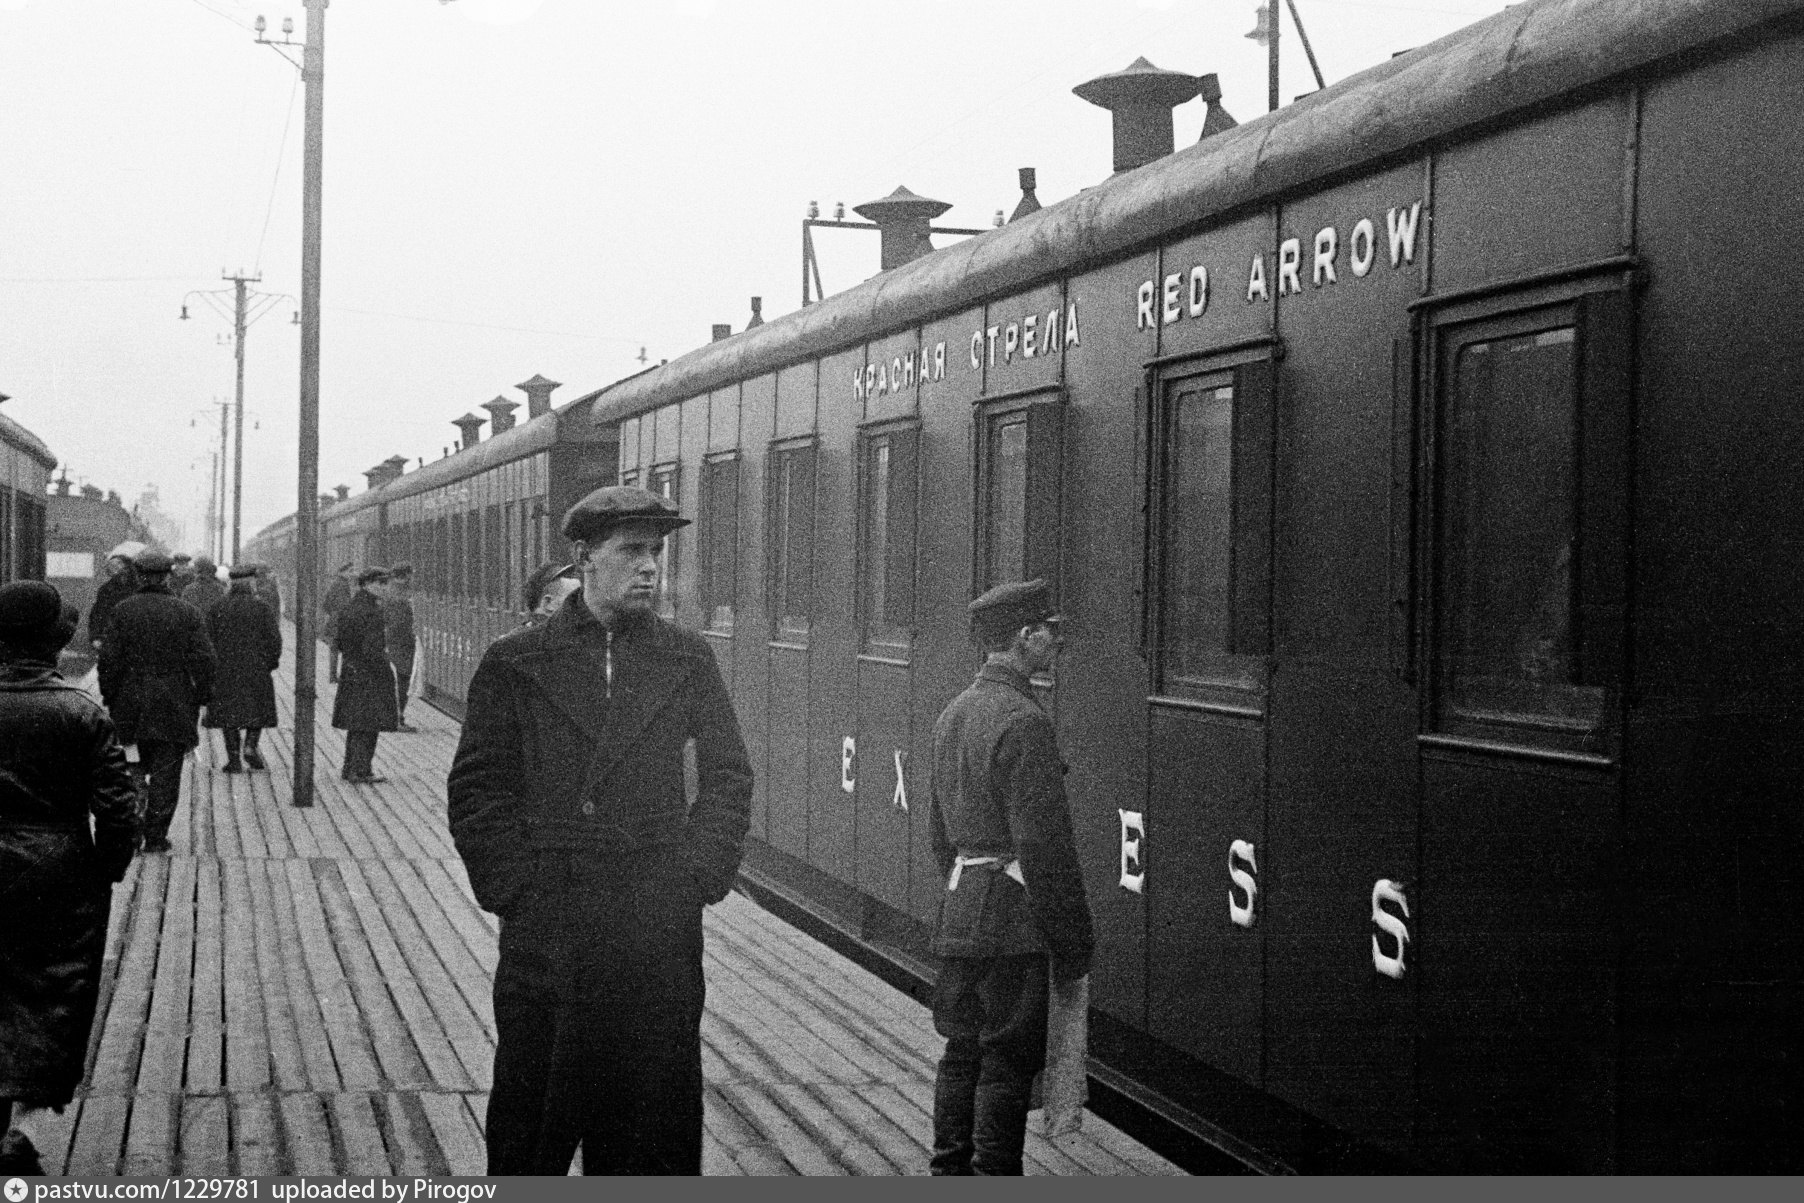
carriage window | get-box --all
[650,464,680,620]
[975,394,1061,599]
[768,441,817,642]
[464,510,481,602]
[860,424,919,652]
[484,504,503,607]
[1150,358,1272,706]
[1434,315,1604,740]
[699,453,740,634]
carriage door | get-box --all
[1143,348,1275,1086]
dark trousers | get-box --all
[134,740,188,844]
[931,953,1049,1175]
[221,728,263,759]
[343,730,379,778]
[392,655,414,721]
[486,850,706,1175]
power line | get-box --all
[184,0,255,34]
[254,73,302,275]
[325,303,646,344]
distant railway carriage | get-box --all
[246,376,617,715]
[245,0,1804,1170]
[45,481,148,668]
[0,409,55,586]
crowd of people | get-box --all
[3,485,1095,1178]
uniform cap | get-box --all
[172,553,193,565]
[135,549,175,574]
[560,484,690,543]
[0,580,64,636]
[357,567,391,586]
[968,578,1062,646]
[228,564,258,579]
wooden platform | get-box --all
[33,629,1183,1176]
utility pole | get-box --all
[294,0,326,809]
[229,272,251,561]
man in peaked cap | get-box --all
[203,565,281,774]
[98,549,216,855]
[927,578,1094,1175]
[321,562,355,684]
[0,582,140,1176]
[448,484,753,1175]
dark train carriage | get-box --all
[580,0,1804,1171]
[316,379,616,716]
[0,409,55,586]
[243,511,297,618]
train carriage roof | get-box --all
[0,410,57,471]
[584,0,1801,428]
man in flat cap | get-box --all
[98,549,217,855]
[203,565,282,773]
[180,555,225,614]
[927,578,1094,1175]
[332,567,397,784]
[448,484,753,1175]
[0,582,140,1175]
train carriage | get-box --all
[0,410,54,588]
[293,377,616,717]
[570,0,1804,1171]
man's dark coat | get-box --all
[446,593,753,1174]
[929,662,1094,973]
[0,659,140,1107]
[97,582,216,749]
[383,591,415,682]
[181,575,226,615]
[85,567,138,648]
[330,590,397,733]
[204,588,281,730]
[447,594,753,914]
[321,576,352,644]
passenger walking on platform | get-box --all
[180,555,225,613]
[520,560,578,628]
[332,567,397,785]
[384,563,418,732]
[448,485,753,1176]
[252,563,282,619]
[927,579,1094,1176]
[204,565,281,774]
[322,562,354,684]
[85,551,139,652]
[97,549,216,856]
[0,582,140,1177]
[168,553,196,597]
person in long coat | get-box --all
[0,582,140,1176]
[97,549,217,854]
[86,554,138,652]
[180,555,225,613]
[331,567,397,784]
[253,563,283,620]
[203,566,281,774]
[448,486,753,1175]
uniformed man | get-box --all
[928,578,1094,1175]
[204,565,282,773]
[384,563,418,731]
[0,582,139,1177]
[97,549,217,855]
[322,562,354,684]
[332,567,397,784]
[448,485,753,1175]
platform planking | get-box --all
[42,624,1184,1177]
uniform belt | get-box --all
[947,852,1024,891]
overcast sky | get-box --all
[1,0,1514,553]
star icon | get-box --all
[5,1177,30,1201]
